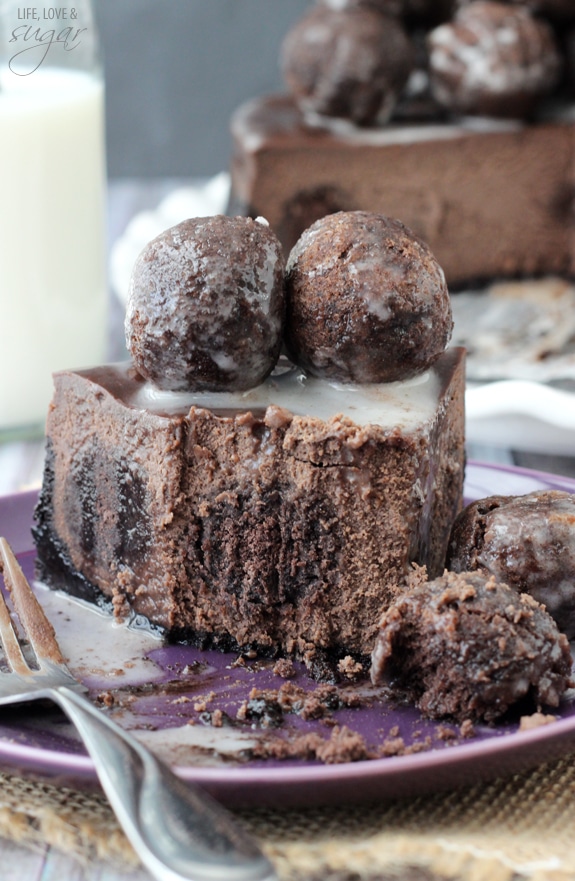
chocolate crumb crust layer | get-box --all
[33,348,465,666]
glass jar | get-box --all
[0,0,107,437]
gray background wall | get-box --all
[95,1,311,179]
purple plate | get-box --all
[1,460,575,809]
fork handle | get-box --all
[51,686,277,881]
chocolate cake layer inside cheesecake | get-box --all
[33,348,465,664]
[230,95,575,285]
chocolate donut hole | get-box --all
[284,211,452,384]
[447,489,575,638]
[281,5,415,126]
[126,215,285,392]
[428,1,562,118]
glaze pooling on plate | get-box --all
[2,553,478,770]
[1,461,575,808]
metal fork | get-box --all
[0,537,277,881]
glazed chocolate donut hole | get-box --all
[284,211,452,384]
[370,570,572,723]
[126,215,285,392]
[447,489,575,638]
[281,5,415,126]
[428,1,562,118]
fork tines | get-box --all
[0,537,66,672]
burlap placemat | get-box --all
[2,753,575,881]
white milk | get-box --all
[0,66,107,433]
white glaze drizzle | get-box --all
[124,362,443,431]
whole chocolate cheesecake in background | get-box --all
[229,0,575,287]
[33,211,465,671]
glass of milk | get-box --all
[0,0,107,437]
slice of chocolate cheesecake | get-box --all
[33,348,465,665]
